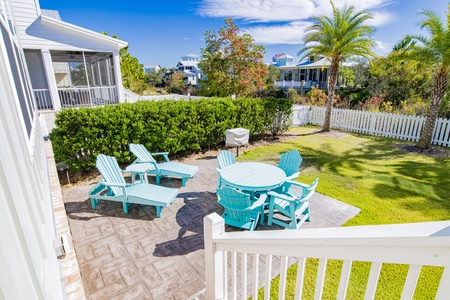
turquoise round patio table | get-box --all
[220,162,286,192]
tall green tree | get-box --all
[198,18,268,97]
[369,51,432,106]
[101,32,147,94]
[395,6,450,150]
[298,1,376,131]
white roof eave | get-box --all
[40,15,128,49]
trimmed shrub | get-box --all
[50,97,293,171]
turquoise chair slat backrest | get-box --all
[217,187,252,224]
[96,154,126,196]
[129,143,156,163]
[217,150,236,170]
[278,150,302,179]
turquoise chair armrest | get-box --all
[102,182,127,187]
[151,152,170,162]
[250,193,267,210]
[268,190,298,202]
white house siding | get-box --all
[0,0,65,298]
[11,0,125,52]
[8,0,39,35]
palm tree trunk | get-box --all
[416,68,448,150]
[323,59,340,132]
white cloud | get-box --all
[243,21,311,44]
[366,11,394,27]
[374,40,392,55]
[198,0,396,45]
[198,0,394,25]
[198,0,316,22]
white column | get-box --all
[113,50,125,103]
[41,49,60,110]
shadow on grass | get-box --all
[261,132,450,220]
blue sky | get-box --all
[38,0,447,68]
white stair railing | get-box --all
[204,213,450,300]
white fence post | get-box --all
[204,213,226,300]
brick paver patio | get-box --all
[61,157,360,299]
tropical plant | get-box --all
[369,52,432,107]
[394,6,450,150]
[101,32,147,94]
[298,1,376,131]
[198,18,269,97]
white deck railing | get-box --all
[33,88,53,110]
[58,86,118,108]
[204,213,450,300]
[123,88,206,103]
[293,105,450,147]
[123,88,143,103]
[275,80,327,89]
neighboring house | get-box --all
[1,0,66,298]
[272,53,294,67]
[144,64,161,74]
[275,56,357,91]
[13,0,128,111]
[176,53,202,86]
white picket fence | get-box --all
[292,105,450,148]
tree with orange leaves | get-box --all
[199,18,268,97]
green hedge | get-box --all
[50,97,293,172]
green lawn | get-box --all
[237,126,450,299]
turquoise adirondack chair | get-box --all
[217,187,267,231]
[278,149,303,181]
[216,150,236,187]
[88,154,178,218]
[267,178,319,229]
[129,143,198,187]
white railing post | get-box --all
[204,213,226,300]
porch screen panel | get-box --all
[23,50,48,89]
[108,56,116,85]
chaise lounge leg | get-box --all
[123,202,129,214]
[156,206,162,218]
[182,177,187,187]
[90,198,97,209]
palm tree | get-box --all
[298,1,376,132]
[395,6,450,150]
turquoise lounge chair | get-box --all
[88,154,178,218]
[129,143,198,187]
[216,150,236,187]
[278,149,302,181]
[217,187,267,231]
[267,178,319,229]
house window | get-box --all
[284,70,292,81]
[1,22,35,137]
[319,69,328,82]
[309,69,318,81]
[299,69,306,81]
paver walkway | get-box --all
[62,158,360,299]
